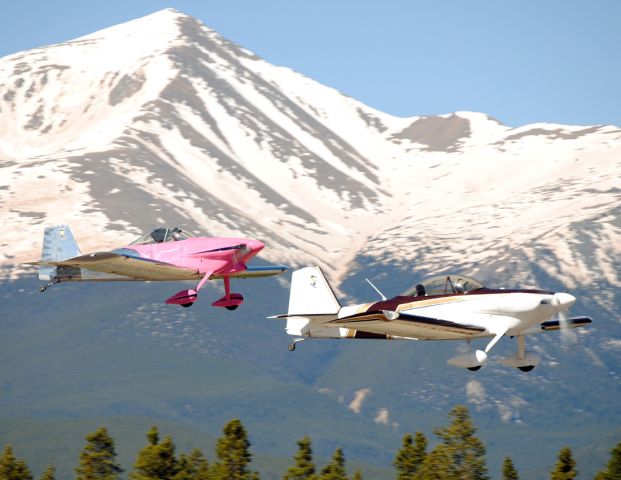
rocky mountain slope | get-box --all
[1,9,620,479]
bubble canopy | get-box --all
[129,227,194,245]
[404,275,485,296]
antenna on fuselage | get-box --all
[365,278,387,300]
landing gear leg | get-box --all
[288,338,304,351]
[212,276,244,309]
[39,279,59,292]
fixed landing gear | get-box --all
[39,279,59,292]
[288,338,304,351]
[212,277,243,310]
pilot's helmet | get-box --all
[415,284,426,296]
[454,279,465,293]
[172,228,182,241]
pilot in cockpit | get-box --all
[172,228,183,241]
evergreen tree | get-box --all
[416,445,453,480]
[393,432,427,480]
[594,441,621,480]
[352,470,363,480]
[431,405,488,480]
[550,447,576,480]
[130,426,179,480]
[0,445,33,480]
[318,448,347,480]
[75,427,123,480]
[212,419,253,480]
[174,449,209,480]
[501,457,518,480]
[283,437,315,480]
[39,465,55,480]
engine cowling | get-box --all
[447,350,488,370]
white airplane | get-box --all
[270,267,592,371]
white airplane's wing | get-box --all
[28,252,199,281]
[524,316,593,334]
[326,311,486,340]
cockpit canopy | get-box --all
[129,227,194,245]
[404,275,485,296]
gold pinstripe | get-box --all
[396,296,469,312]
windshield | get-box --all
[404,275,485,296]
[129,227,194,245]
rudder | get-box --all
[288,266,341,315]
[39,225,81,280]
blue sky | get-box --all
[2,0,620,127]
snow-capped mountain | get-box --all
[1,7,621,294]
[2,10,621,478]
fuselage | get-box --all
[116,237,265,277]
[301,288,574,341]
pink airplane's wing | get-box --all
[32,251,200,281]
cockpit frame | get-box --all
[129,227,194,245]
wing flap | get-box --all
[327,311,485,339]
[32,252,199,281]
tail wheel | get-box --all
[518,365,535,372]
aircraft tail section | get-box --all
[288,266,341,315]
[283,267,341,338]
[38,225,81,280]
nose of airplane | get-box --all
[552,292,576,309]
[248,239,265,252]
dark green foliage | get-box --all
[39,465,55,480]
[417,445,453,480]
[594,441,621,480]
[393,432,427,480]
[211,419,254,480]
[75,427,123,480]
[422,405,488,480]
[351,470,362,480]
[549,446,576,480]
[283,437,315,480]
[501,457,518,480]
[0,445,33,480]
[174,449,209,480]
[130,426,179,480]
[318,448,347,480]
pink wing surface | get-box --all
[31,252,199,281]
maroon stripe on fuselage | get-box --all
[369,288,554,312]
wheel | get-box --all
[467,366,482,371]
[39,286,47,293]
[288,343,296,351]
[180,302,193,308]
[225,305,239,311]
[518,365,535,372]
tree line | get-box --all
[1,405,620,480]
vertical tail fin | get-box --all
[288,266,340,315]
[38,225,81,280]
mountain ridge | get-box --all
[1,10,620,479]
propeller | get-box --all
[552,292,577,347]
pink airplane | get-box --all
[29,225,287,309]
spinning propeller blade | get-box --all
[552,292,578,347]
